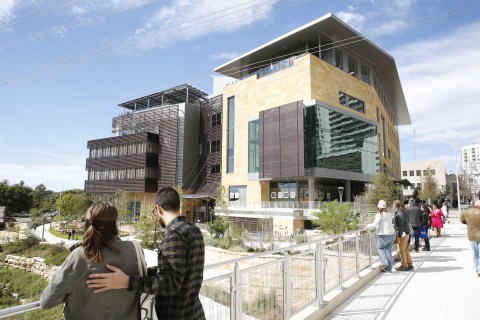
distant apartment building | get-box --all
[401,160,447,200]
[214,13,410,233]
[84,84,222,221]
[461,143,480,200]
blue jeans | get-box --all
[377,234,396,272]
[470,240,480,273]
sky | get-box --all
[0,0,479,192]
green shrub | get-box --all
[44,245,69,266]
[0,268,64,318]
[207,217,229,239]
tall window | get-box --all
[248,120,259,173]
[227,97,235,173]
[211,112,222,126]
[335,49,343,69]
[347,56,357,75]
[360,64,370,83]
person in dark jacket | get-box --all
[419,203,431,251]
[394,202,413,271]
[407,199,422,252]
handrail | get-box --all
[0,227,378,319]
[0,302,41,319]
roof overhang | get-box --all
[214,13,410,125]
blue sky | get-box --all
[0,0,479,192]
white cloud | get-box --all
[395,21,480,169]
[210,51,238,60]
[132,0,278,50]
[0,0,18,26]
[336,11,366,32]
[368,19,409,37]
[369,0,416,16]
[0,163,86,192]
[70,0,153,17]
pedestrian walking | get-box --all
[430,203,444,237]
[394,201,413,271]
[460,199,480,277]
[367,200,396,272]
[407,199,422,252]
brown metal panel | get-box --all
[259,101,305,179]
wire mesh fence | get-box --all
[1,229,382,320]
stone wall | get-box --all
[4,255,60,280]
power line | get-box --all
[0,3,149,49]
[0,0,309,86]
[0,0,87,29]
[1,1,479,128]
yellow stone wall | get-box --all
[221,54,401,203]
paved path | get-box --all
[326,209,480,320]
[31,223,159,267]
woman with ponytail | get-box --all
[40,201,140,319]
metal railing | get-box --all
[0,228,381,320]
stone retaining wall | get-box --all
[4,255,60,280]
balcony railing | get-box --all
[0,228,383,320]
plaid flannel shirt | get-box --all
[128,216,205,320]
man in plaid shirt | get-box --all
[87,187,205,319]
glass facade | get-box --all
[227,97,235,173]
[304,104,378,174]
[248,119,259,173]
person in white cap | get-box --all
[460,199,480,277]
[368,200,396,272]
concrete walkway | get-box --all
[326,209,480,320]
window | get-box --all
[210,140,220,153]
[335,49,343,69]
[416,170,421,176]
[431,169,436,175]
[403,171,407,176]
[229,185,246,202]
[409,170,414,176]
[211,112,222,127]
[339,91,365,113]
[347,56,357,76]
[360,64,370,83]
[417,183,422,188]
[210,164,220,173]
[248,120,259,173]
[423,170,428,175]
[227,97,235,173]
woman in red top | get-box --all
[430,203,445,237]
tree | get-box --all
[4,181,33,214]
[32,184,55,213]
[312,200,358,235]
[364,172,400,208]
[56,192,88,223]
[133,215,162,249]
[207,185,230,239]
[113,189,130,223]
[419,166,438,203]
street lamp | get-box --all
[454,134,480,215]
[338,186,344,204]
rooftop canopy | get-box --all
[118,84,209,111]
[214,13,410,126]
